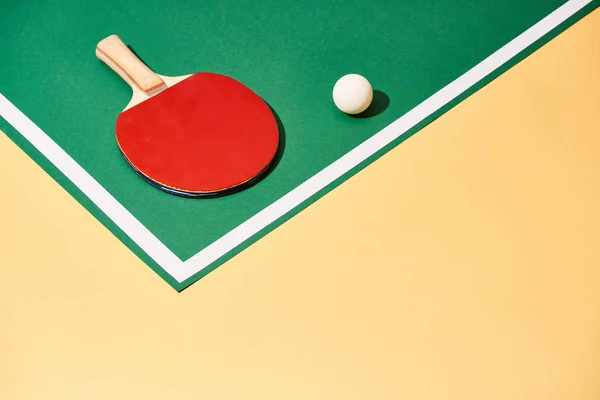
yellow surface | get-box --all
[1,10,600,400]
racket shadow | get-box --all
[127,45,151,67]
[262,103,286,178]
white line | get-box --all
[0,0,592,285]
[180,0,593,280]
[0,95,187,277]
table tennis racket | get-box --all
[96,34,279,197]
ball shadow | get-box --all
[351,90,390,118]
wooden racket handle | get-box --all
[96,35,167,96]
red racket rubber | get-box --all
[96,35,279,197]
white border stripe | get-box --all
[0,0,592,284]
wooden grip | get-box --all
[96,35,166,96]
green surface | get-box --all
[1,0,598,290]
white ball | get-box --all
[332,74,373,115]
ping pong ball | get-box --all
[333,74,373,115]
